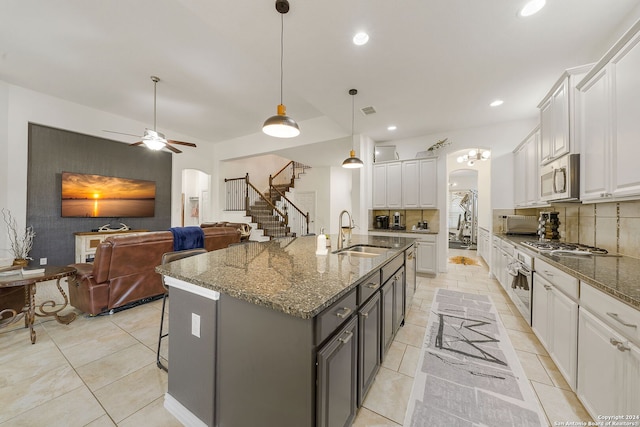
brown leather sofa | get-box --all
[68,227,240,315]
[201,222,252,241]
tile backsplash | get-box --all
[371,209,440,232]
[499,200,640,259]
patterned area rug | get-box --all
[404,288,546,427]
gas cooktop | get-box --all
[521,240,609,255]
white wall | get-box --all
[291,166,331,234]
[0,81,217,255]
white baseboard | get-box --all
[164,393,207,427]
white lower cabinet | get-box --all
[578,283,640,418]
[532,264,579,390]
[416,236,437,275]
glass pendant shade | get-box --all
[142,138,167,151]
[263,104,300,138]
[342,149,364,169]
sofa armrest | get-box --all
[68,263,94,282]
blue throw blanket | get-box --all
[170,226,205,251]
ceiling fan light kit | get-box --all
[342,88,364,169]
[263,0,300,138]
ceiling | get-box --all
[1,1,639,157]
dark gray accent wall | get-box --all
[26,123,172,266]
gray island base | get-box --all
[156,234,416,427]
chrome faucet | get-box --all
[338,210,352,250]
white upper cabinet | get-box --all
[418,159,437,208]
[538,65,591,165]
[577,19,640,202]
[401,161,419,208]
[373,158,438,209]
[612,29,640,199]
[513,126,541,207]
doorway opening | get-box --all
[181,169,211,226]
[448,169,478,250]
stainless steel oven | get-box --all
[507,249,533,325]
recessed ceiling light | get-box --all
[490,99,504,107]
[519,0,546,17]
[387,125,397,131]
[353,32,369,46]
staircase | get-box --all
[225,161,311,241]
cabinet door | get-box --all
[612,33,640,199]
[577,308,625,417]
[386,162,402,208]
[358,293,381,405]
[373,164,387,208]
[626,343,640,414]
[402,161,419,208]
[540,98,553,164]
[549,288,578,390]
[381,279,394,357]
[393,267,405,335]
[551,80,570,159]
[532,273,551,349]
[317,317,358,427]
[513,146,527,207]
[416,241,436,274]
[418,159,437,208]
[525,129,540,205]
[579,67,611,201]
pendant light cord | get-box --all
[351,92,355,138]
[153,79,157,131]
[280,13,284,106]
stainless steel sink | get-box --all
[334,245,392,258]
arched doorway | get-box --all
[448,169,478,249]
[181,169,211,226]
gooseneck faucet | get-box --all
[338,210,352,250]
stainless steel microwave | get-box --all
[540,153,580,202]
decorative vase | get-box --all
[12,258,28,267]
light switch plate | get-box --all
[191,313,201,338]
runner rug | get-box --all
[404,288,546,427]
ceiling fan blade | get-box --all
[165,144,182,154]
[129,141,143,146]
[103,130,141,138]
[167,139,197,148]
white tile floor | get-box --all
[0,249,592,426]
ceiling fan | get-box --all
[104,76,197,154]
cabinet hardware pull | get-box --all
[544,285,552,291]
[616,343,631,352]
[361,312,369,319]
[338,331,353,344]
[366,283,380,290]
[610,338,624,346]
[607,312,638,329]
[336,307,352,319]
[544,270,554,276]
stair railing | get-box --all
[269,185,309,237]
[224,175,248,211]
[246,180,288,228]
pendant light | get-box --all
[342,89,364,169]
[262,0,300,138]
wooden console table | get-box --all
[74,230,148,263]
[0,266,77,344]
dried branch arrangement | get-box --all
[2,208,35,260]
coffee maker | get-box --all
[375,215,389,229]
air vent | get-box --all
[360,106,376,115]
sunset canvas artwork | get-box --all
[61,172,156,218]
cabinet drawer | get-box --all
[85,237,104,250]
[580,283,640,344]
[381,255,403,284]
[316,289,358,345]
[501,241,515,256]
[536,258,579,300]
[358,272,381,304]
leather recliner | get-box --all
[68,227,240,315]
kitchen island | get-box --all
[156,234,416,427]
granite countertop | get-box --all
[368,228,438,235]
[156,234,415,319]
[493,234,640,310]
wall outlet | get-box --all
[191,313,201,338]
[39,258,47,265]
